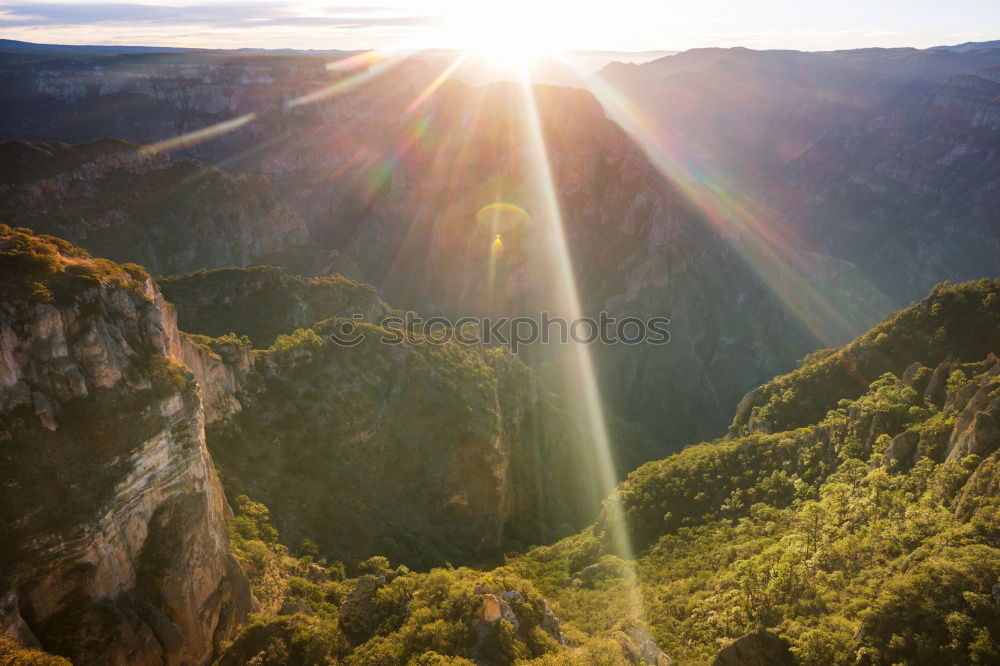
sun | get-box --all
[436,1,557,67]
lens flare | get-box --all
[287,49,411,109]
[136,48,415,156]
[491,233,505,259]
[515,65,648,625]
[406,54,467,114]
[140,112,257,154]
[476,202,532,231]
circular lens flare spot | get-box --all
[476,202,531,232]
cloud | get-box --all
[0,2,438,29]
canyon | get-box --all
[0,38,998,665]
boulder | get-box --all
[712,629,795,666]
[338,575,385,645]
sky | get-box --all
[1,0,999,53]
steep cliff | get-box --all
[0,225,253,664]
[153,265,657,566]
[0,139,318,275]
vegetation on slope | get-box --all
[506,279,1000,665]
[163,266,657,571]
[207,315,614,570]
[219,494,650,665]
[208,280,999,665]
[0,633,70,665]
[731,278,1000,435]
[0,222,150,303]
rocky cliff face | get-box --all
[0,225,253,664]
[0,139,316,275]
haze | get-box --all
[1,0,999,53]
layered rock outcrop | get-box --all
[0,226,253,664]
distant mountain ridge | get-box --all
[0,37,357,56]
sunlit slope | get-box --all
[511,278,1000,664]
[159,266,387,347]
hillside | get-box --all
[507,279,1000,664]
[595,44,1000,303]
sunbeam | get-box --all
[406,53,467,114]
[288,49,413,109]
[141,112,257,155]
[515,66,648,625]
